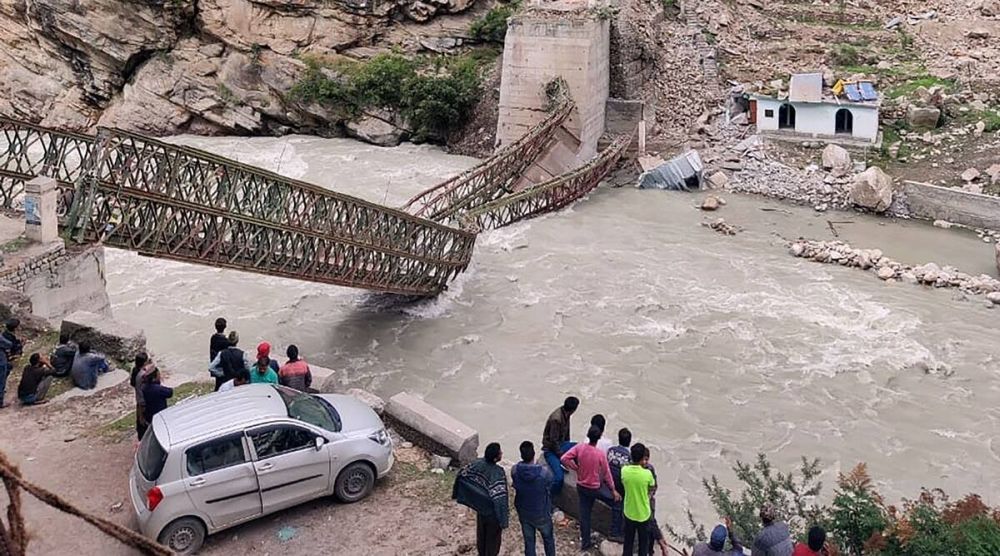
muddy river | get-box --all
[105,135,1000,526]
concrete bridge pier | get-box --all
[497,7,611,174]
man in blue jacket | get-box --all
[511,441,555,556]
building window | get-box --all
[764,109,774,118]
[778,104,796,130]
[835,108,854,135]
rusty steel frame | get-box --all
[462,132,634,232]
[0,118,94,211]
[401,103,574,222]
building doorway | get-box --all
[778,104,796,130]
[835,108,854,135]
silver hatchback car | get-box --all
[129,384,393,554]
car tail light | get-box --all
[147,486,163,512]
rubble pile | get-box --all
[724,151,853,211]
[789,239,1000,302]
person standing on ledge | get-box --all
[209,317,229,362]
[541,396,579,495]
[511,441,556,556]
[560,425,620,550]
[621,442,656,556]
[209,330,252,391]
[453,442,509,556]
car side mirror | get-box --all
[314,436,326,451]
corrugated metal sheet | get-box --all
[637,150,704,191]
[789,73,824,102]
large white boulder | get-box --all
[821,144,852,177]
[851,166,894,213]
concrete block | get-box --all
[384,392,479,465]
[346,388,386,416]
[23,177,59,244]
[553,468,614,537]
[904,181,1000,231]
[60,310,146,363]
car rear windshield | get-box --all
[275,386,341,432]
[137,429,168,481]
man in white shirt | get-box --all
[582,414,614,453]
[218,368,251,392]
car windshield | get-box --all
[275,386,341,432]
[137,429,168,481]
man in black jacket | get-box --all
[209,330,252,391]
[209,317,229,362]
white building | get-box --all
[751,73,880,145]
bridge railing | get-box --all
[0,118,94,211]
[461,131,633,232]
[401,103,574,222]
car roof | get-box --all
[155,384,289,446]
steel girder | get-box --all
[0,118,93,212]
[462,132,634,232]
[401,103,574,222]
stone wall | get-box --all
[0,242,69,292]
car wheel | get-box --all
[335,462,375,503]
[157,517,207,555]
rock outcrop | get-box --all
[0,0,481,136]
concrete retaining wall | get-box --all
[553,469,614,536]
[904,181,1000,230]
[0,244,111,323]
[384,392,479,465]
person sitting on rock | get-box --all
[50,333,77,377]
[279,344,313,392]
[17,353,56,405]
[541,396,579,495]
[70,341,110,390]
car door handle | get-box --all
[257,463,274,472]
[189,478,206,487]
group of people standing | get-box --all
[0,318,114,408]
[453,396,835,556]
[207,317,314,393]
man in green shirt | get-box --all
[620,443,655,556]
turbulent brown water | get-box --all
[105,135,1000,526]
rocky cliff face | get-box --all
[0,0,480,136]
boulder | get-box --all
[701,196,721,211]
[345,111,407,147]
[384,392,479,465]
[821,144,852,177]
[961,168,981,182]
[851,167,894,213]
[60,310,146,363]
[988,291,1000,305]
[906,106,941,130]
[981,0,1000,16]
[986,164,1000,184]
[706,171,730,189]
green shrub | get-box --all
[830,44,861,67]
[469,1,521,43]
[827,464,887,556]
[666,454,825,547]
[953,516,1000,556]
[291,52,482,143]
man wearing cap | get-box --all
[692,517,745,556]
[251,342,280,385]
[752,503,794,556]
[209,330,253,391]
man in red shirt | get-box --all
[560,425,621,550]
[792,526,827,556]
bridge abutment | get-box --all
[497,9,610,162]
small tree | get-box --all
[827,464,887,556]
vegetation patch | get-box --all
[292,52,483,143]
[469,1,521,44]
[0,236,30,254]
[886,76,956,99]
[668,454,1000,556]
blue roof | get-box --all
[859,82,879,101]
